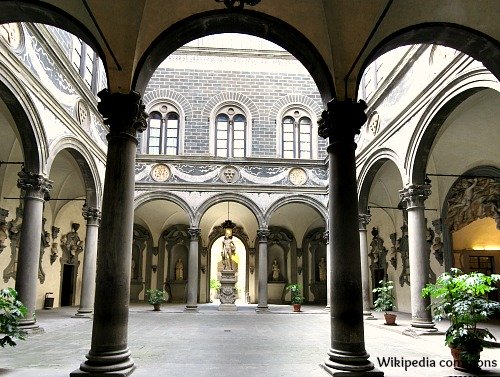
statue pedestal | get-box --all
[219,270,237,311]
[169,280,187,303]
[268,282,286,304]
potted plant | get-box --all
[286,284,304,312]
[146,288,166,311]
[372,280,397,325]
[0,288,27,347]
[422,268,500,372]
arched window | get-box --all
[215,107,247,158]
[281,111,312,159]
[145,110,180,155]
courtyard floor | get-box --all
[0,303,499,377]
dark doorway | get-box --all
[61,264,75,306]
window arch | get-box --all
[141,101,183,155]
[214,105,248,158]
[280,108,313,159]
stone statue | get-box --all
[175,258,184,280]
[271,259,280,281]
[318,257,327,282]
[221,233,236,270]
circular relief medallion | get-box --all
[220,166,240,184]
[289,168,307,186]
[76,100,90,130]
[151,164,171,182]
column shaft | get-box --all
[359,214,374,318]
[324,231,331,310]
[319,99,381,375]
[75,207,101,317]
[186,228,200,311]
[400,184,436,331]
[15,171,52,329]
[72,90,147,377]
[256,229,269,312]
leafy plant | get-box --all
[286,284,304,304]
[146,289,166,306]
[0,288,27,347]
[210,278,221,291]
[372,280,395,313]
[422,268,500,367]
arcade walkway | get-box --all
[1,304,499,377]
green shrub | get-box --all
[0,288,27,347]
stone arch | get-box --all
[0,1,107,74]
[358,22,500,98]
[0,73,47,174]
[357,148,404,212]
[46,137,102,208]
[143,89,193,121]
[195,193,264,228]
[134,191,195,227]
[133,9,335,105]
[406,71,499,184]
[264,195,327,226]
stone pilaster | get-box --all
[323,230,331,310]
[399,184,437,333]
[15,170,52,330]
[72,90,147,377]
[359,213,375,320]
[256,228,270,313]
[185,228,201,312]
[319,99,382,376]
[75,206,101,317]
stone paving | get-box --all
[0,303,499,377]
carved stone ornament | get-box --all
[4,205,22,282]
[61,223,84,265]
[257,229,270,242]
[17,170,53,200]
[97,90,148,137]
[318,98,367,143]
[446,177,500,232]
[151,164,171,182]
[368,227,388,272]
[220,165,240,184]
[76,100,90,130]
[188,228,201,240]
[214,0,261,9]
[289,168,307,186]
[0,23,24,51]
[431,218,444,266]
[82,206,101,225]
[0,208,9,254]
[399,184,431,209]
[368,112,380,136]
[358,213,372,230]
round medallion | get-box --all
[289,168,307,186]
[76,100,90,129]
[220,166,240,184]
[151,164,171,182]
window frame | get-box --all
[210,102,251,158]
[277,105,317,159]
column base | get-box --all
[404,326,441,337]
[323,349,382,376]
[255,306,270,313]
[184,305,199,313]
[74,308,93,318]
[363,311,376,320]
[18,320,44,335]
[410,319,439,334]
[71,349,135,377]
[324,305,330,311]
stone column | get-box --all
[15,171,52,329]
[185,228,200,312]
[256,228,270,313]
[359,213,374,320]
[399,184,437,332]
[323,230,331,310]
[319,99,382,375]
[71,90,147,377]
[75,206,101,317]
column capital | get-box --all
[323,230,329,243]
[17,170,52,200]
[257,228,270,241]
[399,184,431,209]
[188,228,201,240]
[358,213,372,230]
[82,206,101,225]
[318,98,367,143]
[97,89,148,138]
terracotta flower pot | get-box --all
[384,313,397,325]
[450,346,481,372]
[293,304,301,312]
[153,303,161,311]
